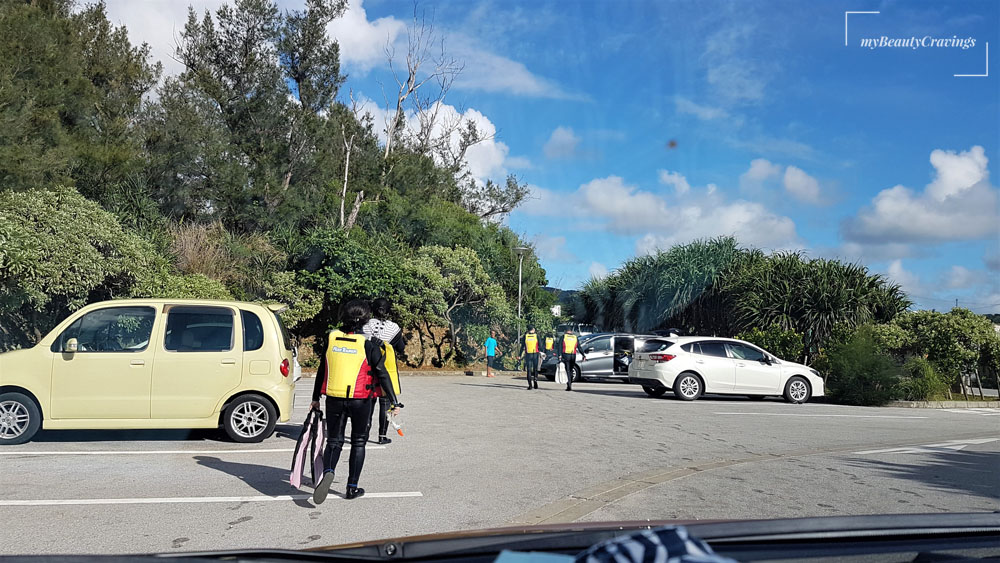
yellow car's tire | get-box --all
[223,394,277,443]
[0,392,41,445]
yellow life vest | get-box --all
[382,343,402,396]
[562,334,578,354]
[323,330,373,399]
[524,333,538,354]
[545,337,554,351]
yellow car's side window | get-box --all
[53,307,156,353]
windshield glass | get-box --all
[1,0,997,558]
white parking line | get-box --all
[0,492,423,507]
[0,446,385,456]
[714,412,928,419]
[854,438,999,455]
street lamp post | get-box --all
[514,247,530,360]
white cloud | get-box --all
[702,23,769,105]
[782,165,822,204]
[985,250,1000,272]
[353,95,513,186]
[325,0,406,73]
[520,175,801,252]
[543,126,582,159]
[658,170,691,195]
[533,235,576,262]
[588,262,609,280]
[505,156,533,169]
[674,96,729,121]
[943,265,987,289]
[826,242,919,262]
[740,158,782,189]
[104,0,229,77]
[887,259,926,296]
[843,146,999,244]
[449,37,582,100]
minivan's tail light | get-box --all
[280,358,290,377]
[649,353,675,363]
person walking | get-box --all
[310,299,402,504]
[544,334,555,356]
[518,326,541,390]
[363,298,405,445]
[483,330,499,377]
[558,328,586,391]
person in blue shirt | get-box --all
[483,331,499,377]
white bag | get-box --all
[555,362,568,384]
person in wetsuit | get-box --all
[363,297,406,445]
[558,328,586,391]
[518,326,541,390]
[310,299,402,503]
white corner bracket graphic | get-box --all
[844,11,880,46]
[955,42,989,77]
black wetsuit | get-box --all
[363,319,406,439]
[520,334,540,389]
[312,334,400,489]
[558,335,584,391]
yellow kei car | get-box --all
[0,299,296,445]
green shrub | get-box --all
[827,326,901,406]
[896,357,948,401]
[736,325,804,362]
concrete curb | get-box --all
[889,400,1000,408]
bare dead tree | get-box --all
[338,122,356,228]
[381,7,463,161]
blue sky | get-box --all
[109,0,999,312]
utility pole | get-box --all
[514,247,529,362]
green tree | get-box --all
[735,325,805,362]
[0,1,159,194]
[0,186,161,349]
[892,309,1000,397]
[825,326,901,406]
[415,245,511,364]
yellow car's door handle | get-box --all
[221,359,237,365]
[130,359,145,366]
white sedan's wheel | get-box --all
[673,373,703,401]
[784,376,811,404]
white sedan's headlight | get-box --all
[809,368,821,378]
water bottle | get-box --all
[388,413,404,437]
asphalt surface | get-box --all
[1,375,998,555]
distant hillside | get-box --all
[544,287,578,304]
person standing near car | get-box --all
[363,298,405,445]
[558,328,585,391]
[483,330,499,377]
[518,326,541,390]
[310,299,402,503]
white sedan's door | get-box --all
[728,343,782,393]
[690,341,735,392]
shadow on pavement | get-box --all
[275,423,304,440]
[194,455,314,508]
[34,428,224,443]
[844,450,1000,500]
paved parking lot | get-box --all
[1,375,997,555]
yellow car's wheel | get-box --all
[0,392,41,445]
[223,394,276,443]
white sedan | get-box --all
[627,337,825,403]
